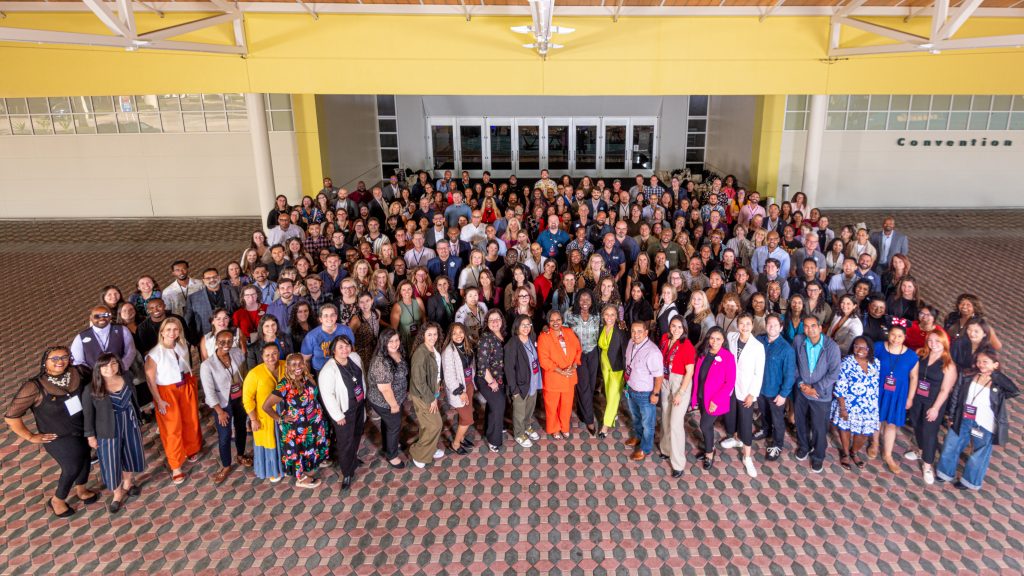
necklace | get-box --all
[46,371,72,390]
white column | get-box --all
[801,94,827,209]
[246,93,277,231]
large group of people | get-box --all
[7,168,1018,518]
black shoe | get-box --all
[587,424,597,437]
[341,476,353,490]
[46,500,76,518]
[454,446,470,455]
[108,500,124,514]
[461,438,475,449]
[671,469,684,478]
[811,461,824,474]
[954,480,969,491]
[126,485,141,497]
[753,429,767,441]
[80,492,99,505]
[703,451,715,470]
[387,458,406,470]
[90,450,99,466]
[597,431,607,439]
[356,458,365,467]
[795,449,810,462]
[658,453,670,461]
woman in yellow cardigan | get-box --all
[537,310,582,439]
[243,342,286,482]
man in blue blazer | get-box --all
[792,317,842,473]
[869,216,909,273]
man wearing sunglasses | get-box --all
[69,305,136,382]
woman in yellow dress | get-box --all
[243,342,286,482]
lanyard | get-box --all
[969,377,991,405]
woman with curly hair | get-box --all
[261,353,329,488]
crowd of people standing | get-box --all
[6,169,1017,518]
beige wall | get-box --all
[705,96,757,185]
[0,133,300,218]
[316,95,382,191]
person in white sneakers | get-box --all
[721,314,765,478]
[504,314,543,448]
[407,322,446,468]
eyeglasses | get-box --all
[216,340,233,346]
[92,313,112,319]
[48,355,72,362]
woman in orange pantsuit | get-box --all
[537,310,582,439]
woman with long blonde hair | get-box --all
[683,290,716,346]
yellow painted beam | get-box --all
[750,95,787,201]
[1,14,1023,96]
[291,93,323,201]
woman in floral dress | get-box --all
[262,353,329,488]
[831,335,880,470]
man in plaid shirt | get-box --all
[303,224,330,257]
[642,175,665,205]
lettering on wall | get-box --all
[896,137,1013,148]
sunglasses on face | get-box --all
[93,313,112,319]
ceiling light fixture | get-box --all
[511,0,574,60]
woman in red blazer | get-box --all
[691,327,736,470]
[538,310,583,438]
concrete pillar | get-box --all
[246,93,277,231]
[801,94,827,208]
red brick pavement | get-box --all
[0,214,1021,575]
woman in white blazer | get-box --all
[318,334,366,490]
[827,295,864,354]
[441,323,476,455]
[721,314,766,478]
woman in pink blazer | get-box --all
[691,327,736,470]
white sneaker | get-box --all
[412,459,426,469]
[923,466,935,485]
[527,428,540,441]
[903,451,920,461]
[516,435,534,448]
[743,457,758,478]
[720,437,741,450]
[433,449,445,460]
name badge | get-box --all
[883,374,897,392]
[970,426,985,439]
[916,380,931,397]
[963,404,977,421]
[65,395,83,416]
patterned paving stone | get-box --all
[0,213,1021,575]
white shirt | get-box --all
[161,278,203,317]
[966,378,995,433]
[460,222,486,245]
[318,354,365,420]
[267,224,304,247]
[727,332,765,400]
[70,323,137,369]
[146,343,190,386]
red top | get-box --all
[534,275,556,305]
[659,334,696,376]
[233,305,267,338]
[905,322,947,351]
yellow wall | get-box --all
[291,93,323,199]
[1,14,1023,96]
[749,95,787,200]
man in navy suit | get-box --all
[869,216,909,274]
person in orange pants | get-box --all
[537,310,582,438]
[144,318,203,484]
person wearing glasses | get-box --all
[70,305,137,382]
[5,346,99,517]
[200,330,252,484]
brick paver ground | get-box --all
[0,212,1021,574]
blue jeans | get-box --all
[936,420,994,490]
[626,390,657,455]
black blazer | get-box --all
[82,383,140,439]
[427,292,458,333]
[946,370,1019,446]
[603,326,628,373]
[503,336,536,398]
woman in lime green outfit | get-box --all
[597,304,628,438]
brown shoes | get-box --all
[630,450,647,461]
[884,458,900,474]
[237,454,253,467]
[625,437,641,447]
[212,466,233,484]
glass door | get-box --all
[544,117,571,174]
[630,117,657,175]
[456,118,484,178]
[427,117,456,178]
[572,118,599,177]
[515,118,541,175]
[485,117,514,178]
[602,117,629,177]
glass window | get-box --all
[183,112,206,132]
[379,119,397,133]
[379,134,398,148]
[574,124,597,171]
[95,113,118,134]
[376,95,396,117]
[685,148,704,163]
[116,96,136,113]
[7,98,28,114]
[687,119,706,132]
[382,164,399,180]
[826,112,846,130]
[49,97,71,114]
[93,96,115,113]
[991,96,1012,112]
[0,118,12,136]
[202,93,225,112]
[928,112,949,130]
[10,116,32,135]
[0,99,8,115]
[161,112,184,133]
[225,93,245,111]
[70,97,92,114]
[848,95,869,111]
[158,94,181,111]
[787,95,808,111]
[971,95,992,111]
[931,95,951,111]
[846,111,867,130]
[490,124,513,171]
[180,94,203,112]
[890,95,911,110]
[907,113,928,130]
[227,112,248,132]
[547,124,569,170]
[519,124,541,170]
[52,114,75,134]
[135,95,158,112]
[887,111,908,130]
[948,111,969,130]
[1013,96,1024,111]
[73,114,96,134]
[910,95,931,111]
[431,125,456,170]
[204,113,228,132]
[270,110,293,131]
[869,95,889,111]
[632,124,655,170]
[688,96,709,117]
[784,112,806,131]
[268,93,291,111]
[951,95,972,111]
[866,112,887,130]
[27,98,49,115]
[686,133,706,148]
[381,149,399,164]
[139,113,162,133]
[968,112,989,130]
[1009,112,1024,130]
[31,115,54,135]
[988,112,1009,131]
[828,95,849,111]
[117,112,140,133]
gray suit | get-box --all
[186,287,239,341]
[869,230,909,268]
